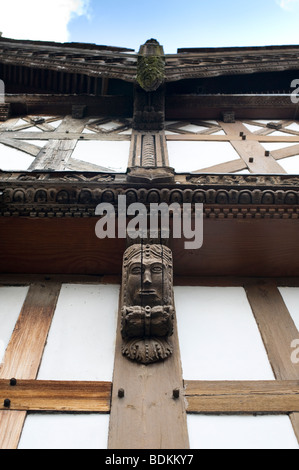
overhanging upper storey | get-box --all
[1,37,299,121]
[3,37,299,86]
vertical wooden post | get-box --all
[108,312,189,449]
[108,244,189,449]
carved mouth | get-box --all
[140,290,156,295]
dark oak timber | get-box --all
[1,218,299,277]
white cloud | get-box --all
[0,0,91,43]
[277,0,299,10]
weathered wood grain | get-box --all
[185,380,299,413]
[245,283,299,381]
[0,283,60,449]
[0,283,61,380]
[220,122,286,173]
[108,285,189,449]
[0,380,111,412]
[245,282,299,443]
[0,411,26,450]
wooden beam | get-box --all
[0,283,61,380]
[28,139,78,170]
[0,282,61,449]
[185,381,299,414]
[245,283,299,381]
[0,380,111,412]
[0,274,121,286]
[220,122,287,173]
[5,132,131,141]
[0,137,41,157]
[108,296,189,449]
[290,414,299,443]
[166,134,299,143]
[245,282,299,443]
[67,157,115,172]
[271,144,299,161]
[193,158,246,174]
[0,411,27,450]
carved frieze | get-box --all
[1,172,299,219]
[0,104,11,121]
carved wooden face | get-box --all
[122,244,175,364]
[124,244,173,307]
[128,259,165,306]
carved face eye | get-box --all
[131,265,144,275]
[151,265,163,274]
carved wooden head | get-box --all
[123,244,173,308]
[121,243,175,365]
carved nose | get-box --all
[143,269,152,286]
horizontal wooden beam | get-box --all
[166,134,299,143]
[185,381,299,414]
[3,132,131,141]
[0,274,121,285]
[0,380,112,413]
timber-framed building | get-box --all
[0,35,299,449]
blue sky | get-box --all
[68,0,299,52]
[1,0,299,53]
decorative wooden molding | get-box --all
[0,104,10,121]
[133,85,165,131]
[128,131,169,169]
[1,171,299,219]
[3,38,299,86]
[136,39,165,92]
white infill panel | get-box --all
[187,415,299,450]
[0,143,35,170]
[37,284,119,381]
[278,287,299,332]
[167,141,239,172]
[0,286,29,364]
[174,286,275,380]
[277,155,299,174]
[18,414,109,450]
[71,140,130,172]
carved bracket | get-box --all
[120,243,175,365]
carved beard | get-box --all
[121,305,174,340]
